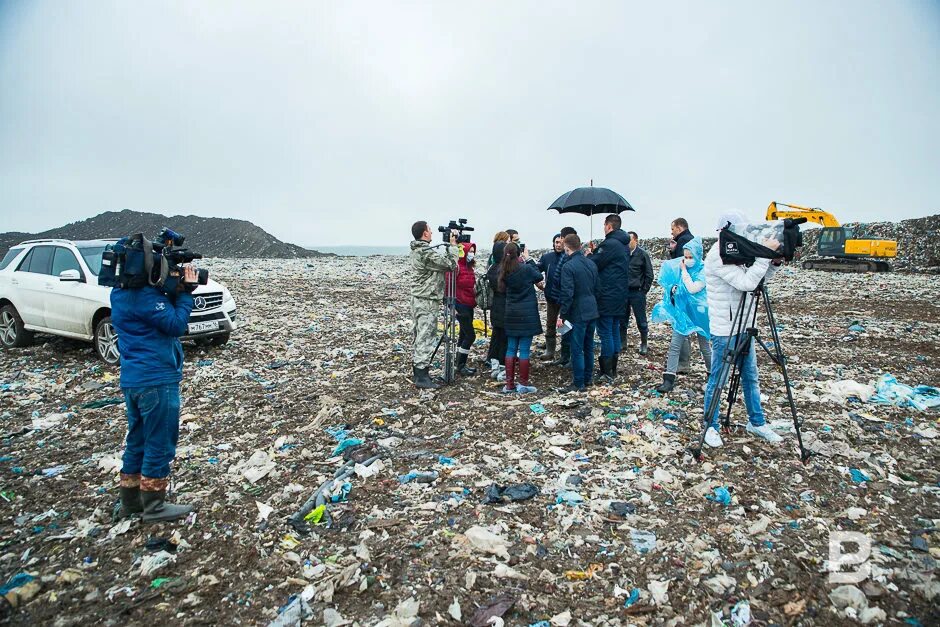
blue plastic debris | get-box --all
[329,482,351,503]
[331,438,363,457]
[624,588,641,607]
[850,468,870,483]
[555,490,584,506]
[869,374,940,411]
[398,471,439,484]
[437,455,455,466]
[529,403,547,415]
[0,572,34,595]
[706,486,732,505]
[630,529,657,554]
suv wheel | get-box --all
[210,333,231,347]
[0,304,33,348]
[94,316,120,364]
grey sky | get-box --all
[1,1,938,249]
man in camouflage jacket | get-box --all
[409,220,459,389]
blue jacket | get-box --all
[111,287,194,388]
[558,251,599,323]
[537,250,564,303]
[589,228,631,317]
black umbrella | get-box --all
[547,185,634,241]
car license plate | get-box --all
[188,321,219,334]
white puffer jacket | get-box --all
[704,245,778,337]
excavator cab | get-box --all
[817,227,850,257]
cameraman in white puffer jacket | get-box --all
[701,213,784,448]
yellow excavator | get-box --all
[766,202,897,272]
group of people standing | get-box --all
[408,215,656,394]
[409,211,786,449]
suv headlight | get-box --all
[222,287,234,305]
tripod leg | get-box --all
[761,284,812,462]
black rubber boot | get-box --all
[639,330,649,355]
[597,357,615,384]
[553,341,571,367]
[619,326,628,352]
[118,486,143,519]
[656,373,676,393]
[141,490,193,523]
[539,337,557,362]
[456,352,477,376]
[413,366,441,390]
[611,353,619,378]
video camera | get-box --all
[438,218,474,244]
[719,217,805,266]
[99,227,209,290]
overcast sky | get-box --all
[1,1,938,248]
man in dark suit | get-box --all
[623,230,654,355]
[557,233,599,392]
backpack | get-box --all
[475,272,493,310]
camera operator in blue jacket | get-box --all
[112,265,197,523]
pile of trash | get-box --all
[0,257,937,626]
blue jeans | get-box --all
[703,335,765,429]
[121,384,181,479]
[596,316,622,357]
[506,335,533,360]
[569,320,597,386]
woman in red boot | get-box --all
[498,242,543,394]
[454,241,478,375]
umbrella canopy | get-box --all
[547,186,634,216]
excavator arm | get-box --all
[766,202,841,227]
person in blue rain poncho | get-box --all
[650,236,712,393]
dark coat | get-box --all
[670,228,693,259]
[627,245,654,292]
[550,249,570,302]
[588,228,631,317]
[558,251,599,323]
[502,261,544,337]
[537,250,564,303]
[486,242,507,327]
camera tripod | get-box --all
[428,269,459,384]
[690,279,813,463]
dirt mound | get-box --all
[0,209,330,259]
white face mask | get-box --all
[466,253,475,263]
[684,258,697,268]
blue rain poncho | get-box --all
[651,237,710,338]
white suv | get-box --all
[0,239,237,364]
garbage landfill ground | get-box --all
[1,256,938,626]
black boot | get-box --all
[413,365,441,390]
[553,341,571,367]
[638,330,649,355]
[619,326,628,353]
[596,357,614,384]
[656,373,676,393]
[611,353,619,378]
[539,337,557,362]
[141,489,193,523]
[456,352,477,376]
[118,486,143,518]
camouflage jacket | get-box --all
[410,240,459,301]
